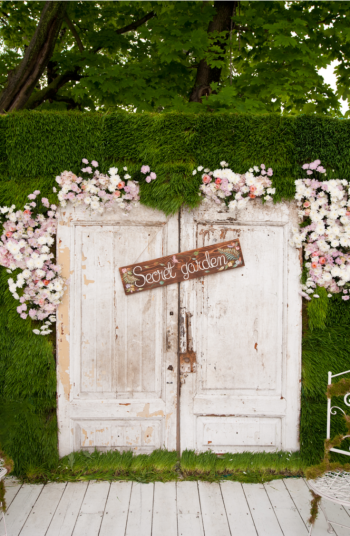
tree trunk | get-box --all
[0,1,67,113]
[189,1,237,103]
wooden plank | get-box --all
[284,478,331,535]
[152,482,177,536]
[3,479,21,509]
[46,482,88,536]
[119,239,244,294]
[19,483,66,536]
[319,497,350,536]
[5,484,43,536]
[264,479,308,535]
[177,481,204,536]
[99,481,132,536]
[72,481,110,536]
[197,481,230,536]
[220,481,257,536]
[125,483,154,536]
[243,483,283,536]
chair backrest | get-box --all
[327,369,350,457]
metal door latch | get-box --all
[180,312,197,379]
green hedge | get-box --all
[0,110,350,474]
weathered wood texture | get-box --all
[119,239,244,294]
[5,478,342,536]
[57,199,301,456]
[57,206,179,456]
[180,201,302,453]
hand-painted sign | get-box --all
[119,239,244,295]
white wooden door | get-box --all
[57,205,179,456]
[179,201,302,453]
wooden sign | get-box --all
[119,239,244,295]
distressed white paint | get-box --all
[58,199,301,454]
[180,200,302,452]
[57,205,179,456]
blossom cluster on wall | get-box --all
[0,157,349,335]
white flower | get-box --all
[84,197,91,205]
[192,170,197,175]
[33,329,40,335]
[197,166,203,171]
[220,161,228,167]
[109,167,118,175]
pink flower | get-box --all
[41,197,50,207]
[117,181,125,189]
[114,191,121,198]
[30,202,36,207]
[91,160,98,167]
[306,170,313,175]
[215,178,222,185]
[34,190,40,196]
[82,158,89,164]
[20,313,27,319]
[260,164,265,169]
[202,175,211,184]
[28,194,36,200]
[146,176,152,183]
[85,166,92,174]
[141,165,150,174]
[267,168,273,176]
[302,164,310,170]
[304,201,310,208]
[342,296,350,301]
[98,190,106,198]
[150,172,157,180]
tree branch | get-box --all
[24,67,81,109]
[0,1,67,112]
[64,13,84,52]
[51,94,80,110]
[93,10,155,53]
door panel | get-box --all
[57,206,179,456]
[180,201,302,453]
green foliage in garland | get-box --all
[307,287,329,331]
[0,110,350,473]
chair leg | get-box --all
[0,503,7,536]
[308,521,314,536]
[319,499,335,534]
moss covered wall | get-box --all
[0,111,350,474]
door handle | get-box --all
[180,311,197,374]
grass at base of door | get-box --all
[16,449,309,485]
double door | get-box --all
[57,200,301,456]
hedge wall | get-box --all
[1,111,350,474]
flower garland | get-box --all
[1,156,350,336]
[0,160,156,334]
[290,160,350,301]
[194,161,275,208]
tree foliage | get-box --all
[0,1,348,115]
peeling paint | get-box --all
[84,274,95,286]
[82,428,88,446]
[57,245,71,400]
[137,403,164,418]
[143,426,154,445]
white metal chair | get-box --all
[307,369,350,534]
[0,466,7,536]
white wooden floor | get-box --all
[3,477,350,536]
